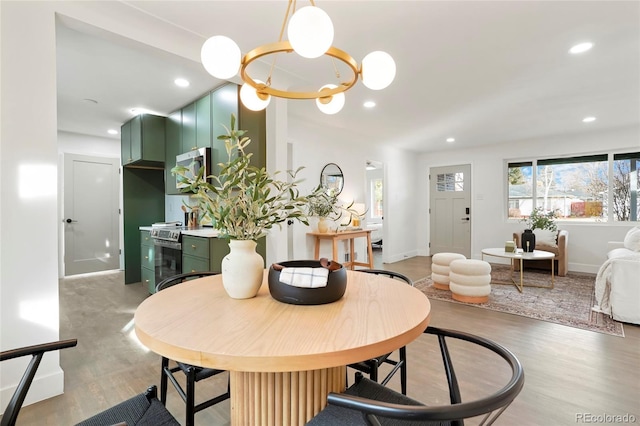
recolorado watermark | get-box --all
[576,413,637,423]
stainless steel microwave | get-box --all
[175,147,211,189]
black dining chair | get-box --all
[348,269,413,395]
[1,339,179,426]
[308,326,525,426]
[155,271,230,426]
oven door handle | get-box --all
[153,240,182,250]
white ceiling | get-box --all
[56,1,640,153]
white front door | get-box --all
[63,154,120,275]
[429,164,471,257]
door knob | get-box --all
[461,217,470,221]
[64,218,78,223]
[287,219,294,226]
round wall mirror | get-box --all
[320,163,344,195]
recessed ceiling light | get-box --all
[363,101,376,108]
[446,137,455,143]
[174,78,190,87]
[582,116,596,123]
[107,129,118,135]
[569,42,594,54]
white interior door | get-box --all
[429,164,471,257]
[63,154,120,275]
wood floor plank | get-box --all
[7,256,640,425]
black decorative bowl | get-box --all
[268,260,347,305]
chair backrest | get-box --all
[325,326,525,425]
[1,339,78,426]
[155,271,220,293]
[357,269,414,286]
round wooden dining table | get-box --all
[134,270,431,426]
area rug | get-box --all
[414,265,625,337]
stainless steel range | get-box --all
[150,222,183,286]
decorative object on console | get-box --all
[199,1,396,114]
[172,114,312,299]
[307,183,363,233]
[268,259,347,305]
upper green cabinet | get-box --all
[163,82,265,194]
[165,110,182,195]
[212,84,240,175]
[121,114,166,167]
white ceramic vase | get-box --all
[221,240,264,299]
[317,217,329,233]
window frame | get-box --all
[506,151,639,224]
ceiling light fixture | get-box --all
[446,137,455,143]
[107,129,118,135]
[363,101,376,108]
[200,0,396,114]
[582,116,596,123]
[569,42,593,54]
[174,78,190,87]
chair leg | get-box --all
[160,357,169,405]
[400,346,407,395]
[186,367,196,426]
[368,360,379,382]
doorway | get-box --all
[366,160,384,265]
[429,164,471,258]
[63,154,120,275]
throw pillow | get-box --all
[533,229,557,248]
[623,226,640,252]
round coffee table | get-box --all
[481,248,555,292]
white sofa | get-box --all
[594,228,640,325]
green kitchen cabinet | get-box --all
[121,114,166,167]
[238,102,266,170]
[181,101,197,152]
[211,84,239,175]
[195,93,212,149]
[182,235,265,274]
[165,109,182,195]
[182,235,230,273]
[140,231,156,294]
[123,168,164,284]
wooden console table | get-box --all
[307,229,374,270]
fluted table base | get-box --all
[230,366,346,426]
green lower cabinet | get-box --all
[181,236,230,273]
[140,231,156,294]
[141,267,156,295]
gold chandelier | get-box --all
[200,0,396,115]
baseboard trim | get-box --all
[0,367,64,414]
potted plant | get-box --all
[307,187,363,233]
[172,114,311,299]
[520,207,558,252]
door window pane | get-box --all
[437,172,464,192]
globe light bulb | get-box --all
[316,84,345,115]
[201,35,241,79]
[239,81,271,111]
[287,6,334,59]
[361,51,396,90]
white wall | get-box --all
[287,117,420,265]
[418,125,640,273]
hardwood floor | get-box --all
[11,255,640,425]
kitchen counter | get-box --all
[138,225,220,238]
[181,228,221,238]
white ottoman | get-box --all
[449,259,492,303]
[431,253,466,290]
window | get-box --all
[370,178,383,219]
[507,152,639,222]
[436,172,464,192]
